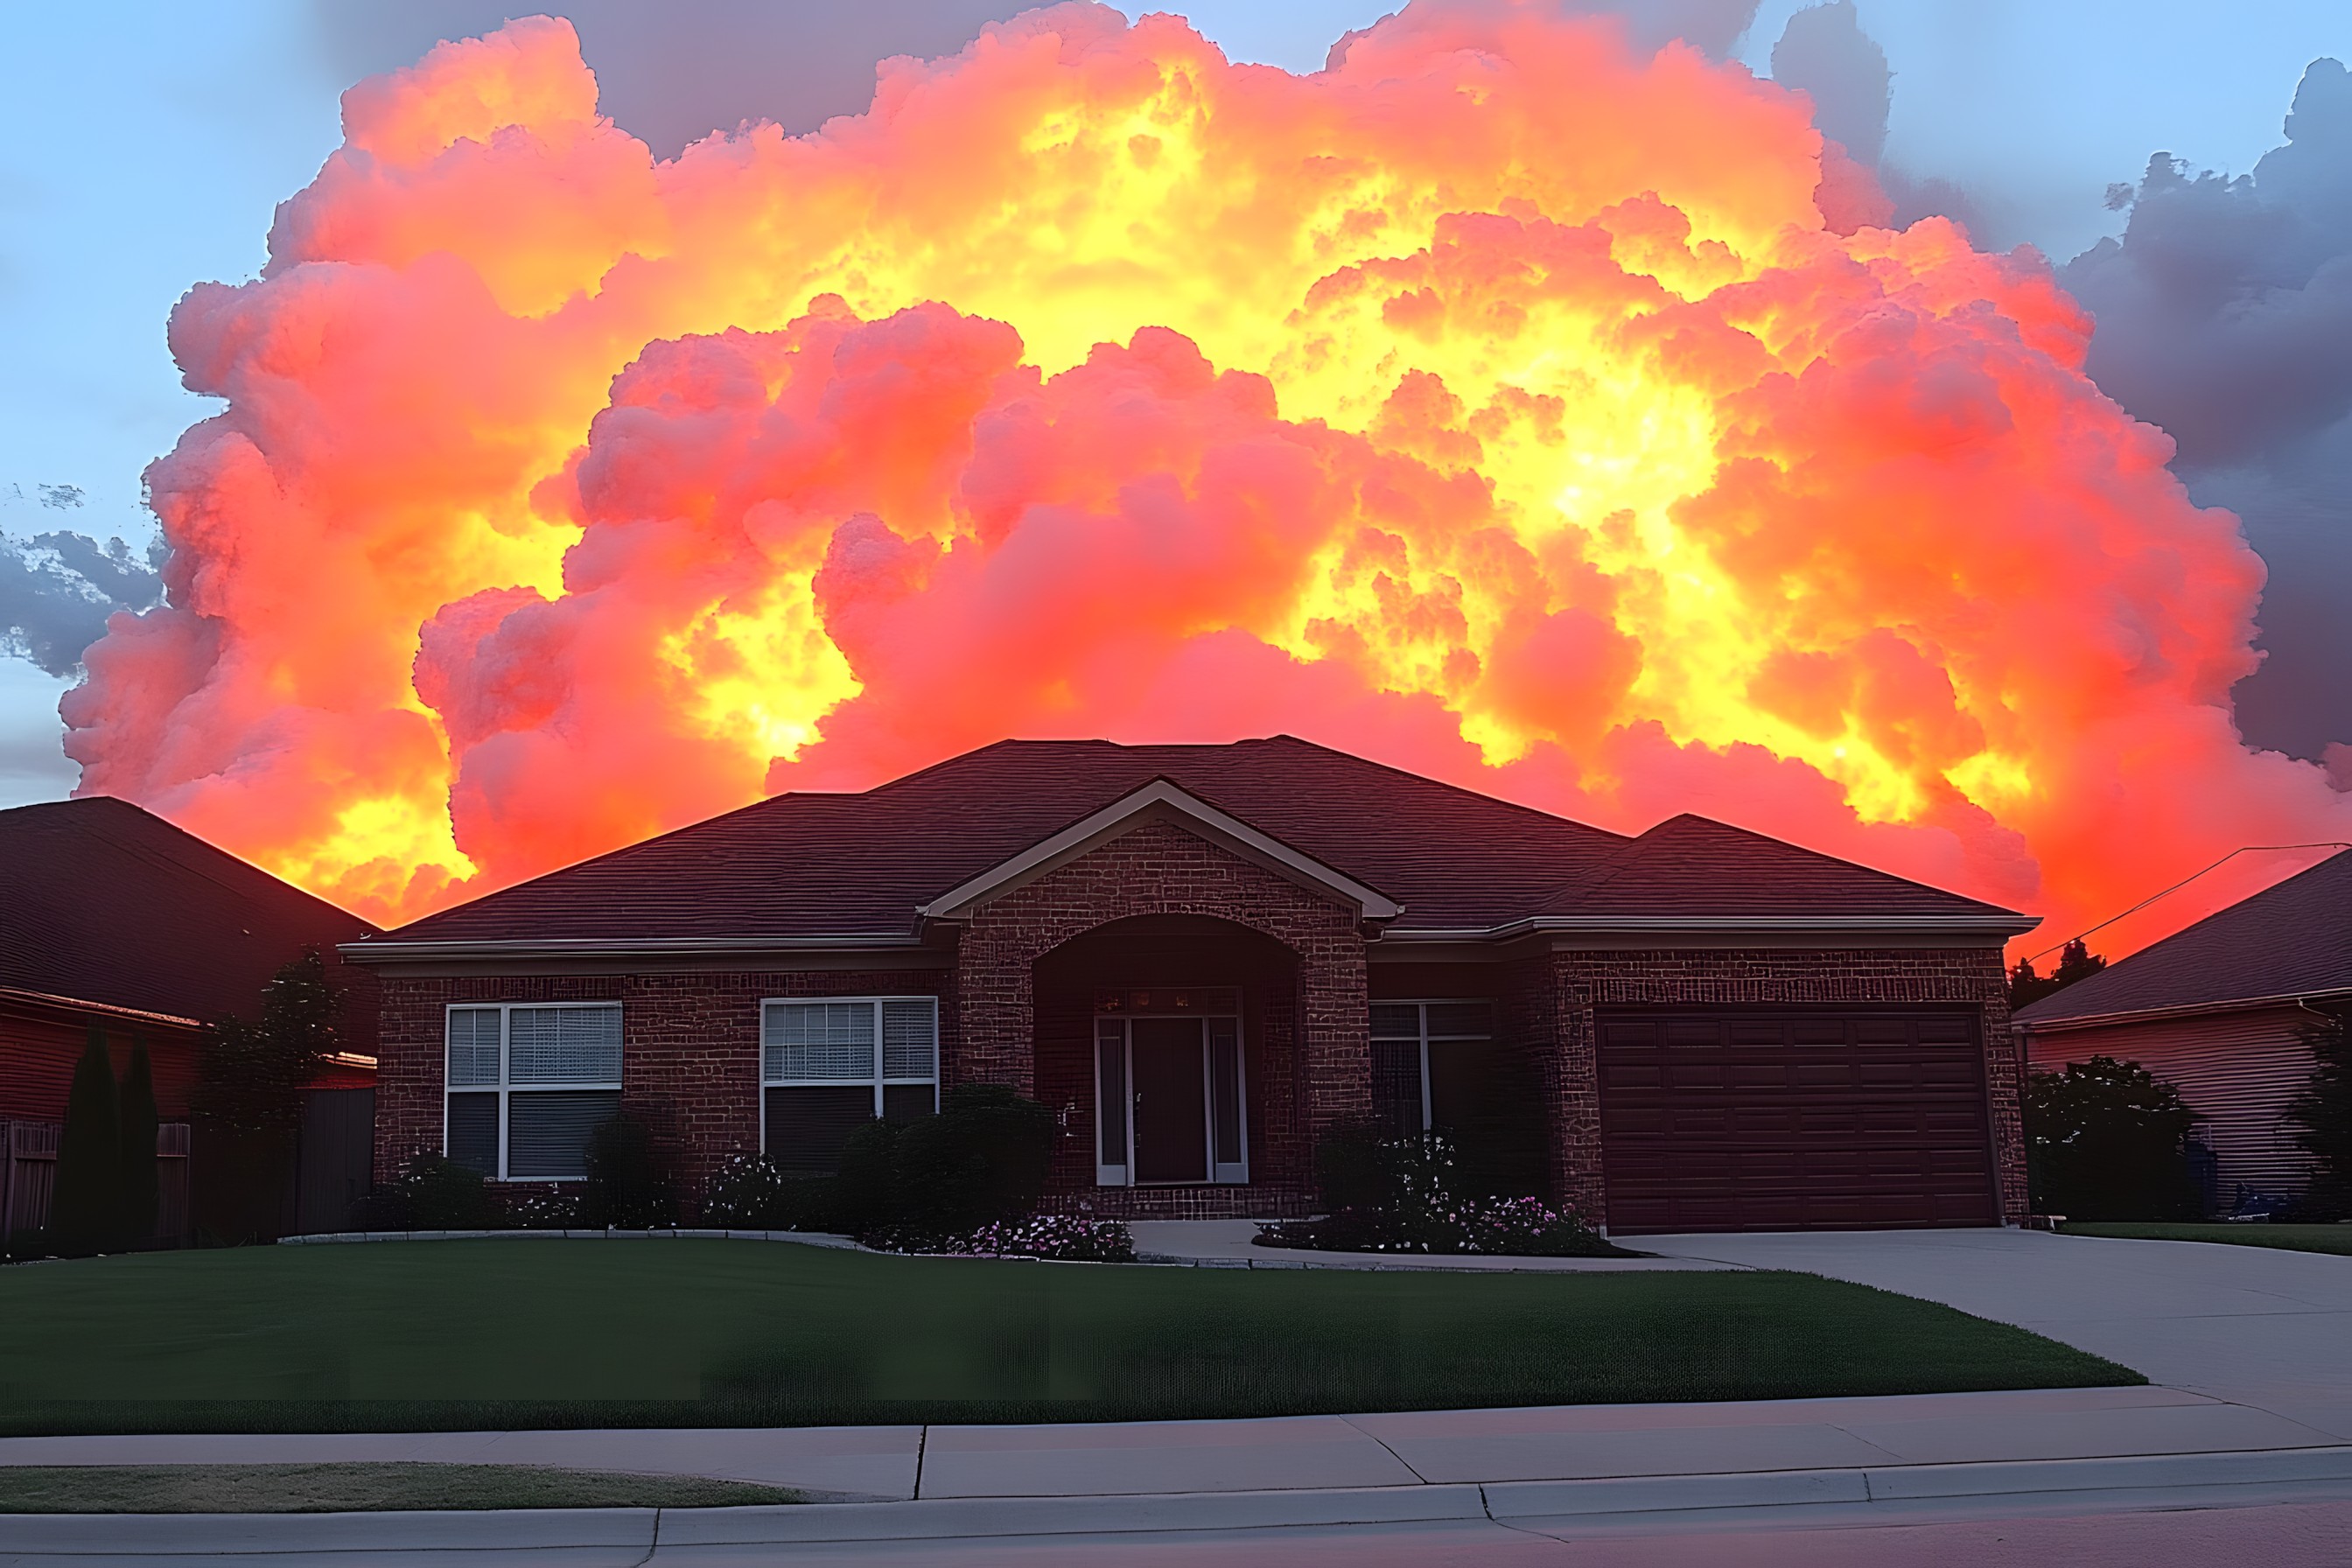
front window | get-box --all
[1370,1000,1496,1138]
[761,997,939,1176]
[444,1003,622,1180]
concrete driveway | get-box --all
[1636,1227,2352,1438]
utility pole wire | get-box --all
[2023,843,2352,967]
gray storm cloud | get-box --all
[0,522,164,678]
[2065,59,2352,761]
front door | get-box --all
[1130,1018,1209,1184]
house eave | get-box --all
[339,934,934,968]
[1379,913,2036,945]
[2014,986,2352,1034]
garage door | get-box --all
[1597,1008,1997,1233]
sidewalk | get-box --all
[1,1384,2340,1502]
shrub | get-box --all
[2286,1012,2352,1219]
[117,1036,160,1242]
[359,1154,500,1230]
[1262,1130,1621,1256]
[887,1085,1054,1238]
[2026,1056,2201,1220]
[49,1026,124,1256]
[830,1117,906,1236]
[579,1114,677,1228]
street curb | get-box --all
[5,1446,2351,1552]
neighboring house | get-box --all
[0,797,382,1237]
[2015,849,2352,1208]
[346,738,2037,1235]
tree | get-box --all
[49,1025,123,1253]
[2026,1055,2200,1220]
[117,1035,160,1242]
[2010,938,2109,1011]
[193,949,344,1242]
[2286,1011,2352,1214]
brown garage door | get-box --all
[1597,1008,1997,1233]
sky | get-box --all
[4,0,2351,808]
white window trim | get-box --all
[1371,1000,1496,1132]
[442,1000,623,1183]
[757,995,941,1159]
[1093,1004,1250,1188]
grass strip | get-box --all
[0,1461,799,1513]
[0,1238,2138,1435]
[2063,1222,2352,1257]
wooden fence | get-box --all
[2,1119,192,1244]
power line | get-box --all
[2023,843,2352,967]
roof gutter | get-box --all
[2015,986,2352,1033]
[0,986,205,1031]
[1379,913,2037,942]
[340,934,935,966]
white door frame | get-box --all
[1094,1011,1249,1187]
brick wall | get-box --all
[1542,948,2025,1223]
[374,967,955,1211]
[956,818,1370,1209]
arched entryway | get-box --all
[1031,914,1307,1216]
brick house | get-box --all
[346,738,2037,1234]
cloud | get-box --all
[2064,59,2352,760]
[0,526,165,678]
[307,0,1032,158]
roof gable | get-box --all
[2017,849,2352,1027]
[917,778,1403,922]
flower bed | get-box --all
[1255,1132,1633,1257]
[864,1214,1137,1263]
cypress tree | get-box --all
[118,1035,161,1243]
[51,1025,124,1253]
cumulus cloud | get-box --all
[308,0,1031,158]
[2065,58,2352,760]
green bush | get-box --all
[1265,1130,1622,1256]
[117,1038,160,1242]
[579,1116,676,1229]
[49,1026,124,1256]
[2026,1056,2201,1220]
[2286,1012,2352,1219]
[359,1156,500,1230]
[887,1085,1054,1238]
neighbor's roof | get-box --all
[375,738,2026,948]
[2016,849,2352,1028]
[0,796,381,1028]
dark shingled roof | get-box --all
[0,796,382,1038]
[382,738,2023,945]
[2016,849,2352,1026]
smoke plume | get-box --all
[63,3,2352,950]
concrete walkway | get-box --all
[1636,1227,2352,1440]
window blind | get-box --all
[446,1008,502,1088]
[765,1001,877,1081]
[508,1005,622,1083]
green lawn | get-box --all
[0,1240,2138,1435]
[0,1462,797,1513]
[2064,1222,2352,1257]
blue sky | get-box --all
[4,0,2348,804]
